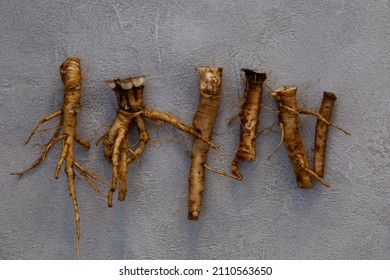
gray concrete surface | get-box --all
[0,0,389,259]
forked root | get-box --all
[11,134,65,176]
[24,111,62,145]
[11,57,108,259]
[271,86,346,188]
[101,74,219,207]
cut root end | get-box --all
[188,211,199,220]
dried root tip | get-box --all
[188,211,199,221]
[297,155,330,187]
[10,134,65,176]
[204,163,242,180]
[231,157,243,180]
[24,110,62,145]
[324,91,337,100]
[108,190,114,208]
[74,134,90,149]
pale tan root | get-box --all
[74,134,90,149]
[127,116,149,165]
[313,92,337,177]
[103,109,136,160]
[108,128,126,207]
[231,69,266,179]
[118,136,128,201]
[103,74,219,209]
[231,157,243,180]
[188,66,222,220]
[12,57,108,259]
[55,142,68,178]
[103,116,121,160]
[10,135,65,176]
[64,143,80,260]
[142,108,218,151]
[24,110,62,145]
[271,87,313,188]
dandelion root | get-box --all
[188,66,223,220]
[11,57,108,259]
[100,75,218,207]
[231,69,266,180]
[271,87,314,188]
[313,92,337,177]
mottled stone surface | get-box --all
[0,0,389,259]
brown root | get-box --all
[101,74,219,208]
[188,66,223,220]
[127,116,149,165]
[296,154,330,187]
[103,109,136,161]
[108,127,127,207]
[313,91,337,177]
[142,108,219,151]
[12,57,108,259]
[74,134,90,149]
[118,136,128,201]
[271,87,313,188]
[231,69,266,179]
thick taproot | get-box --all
[188,66,223,220]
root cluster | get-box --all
[11,57,109,259]
[12,57,350,259]
[99,75,218,208]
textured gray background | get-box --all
[0,0,389,259]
